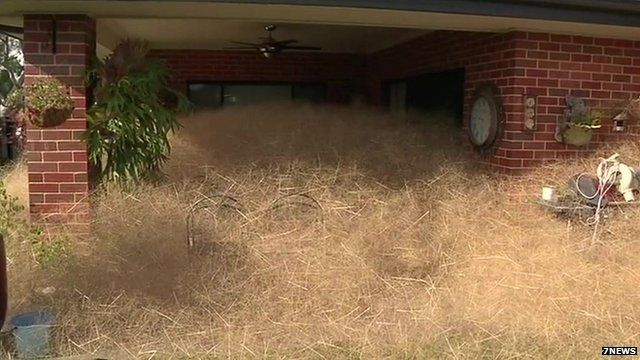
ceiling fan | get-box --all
[225,24,322,58]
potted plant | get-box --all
[557,95,601,146]
[22,78,74,128]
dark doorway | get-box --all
[386,68,465,124]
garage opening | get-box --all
[386,68,465,125]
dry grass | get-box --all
[2,103,639,359]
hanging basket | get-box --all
[562,122,600,147]
[25,106,73,128]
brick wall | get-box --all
[23,15,94,234]
[152,32,640,173]
[367,30,640,173]
[23,19,640,229]
[149,50,367,103]
[497,31,640,166]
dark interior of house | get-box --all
[386,68,466,124]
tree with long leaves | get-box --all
[86,39,192,183]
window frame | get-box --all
[186,80,327,108]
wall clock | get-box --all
[468,83,504,150]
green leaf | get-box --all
[85,39,193,184]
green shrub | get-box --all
[86,39,192,183]
[4,85,24,111]
[30,232,73,268]
[0,35,23,109]
[0,179,71,268]
[0,180,24,234]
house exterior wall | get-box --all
[23,15,94,234]
[149,50,367,103]
[367,30,640,173]
[22,14,640,228]
[155,30,640,174]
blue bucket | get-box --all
[10,311,54,358]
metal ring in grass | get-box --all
[186,193,245,252]
[266,193,324,222]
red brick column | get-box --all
[23,15,95,234]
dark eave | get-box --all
[0,24,22,40]
[109,0,640,27]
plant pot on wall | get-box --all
[561,123,598,146]
[22,78,75,128]
[25,106,73,128]
[555,95,601,147]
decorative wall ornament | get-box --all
[555,95,601,147]
[523,94,537,131]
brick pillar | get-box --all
[23,15,95,234]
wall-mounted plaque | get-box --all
[523,95,537,131]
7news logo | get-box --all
[602,347,637,356]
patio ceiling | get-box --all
[3,1,640,56]
[97,19,428,53]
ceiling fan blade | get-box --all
[224,46,258,50]
[229,41,261,47]
[274,39,298,45]
[282,45,322,51]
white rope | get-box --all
[581,156,620,244]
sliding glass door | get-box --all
[187,82,326,109]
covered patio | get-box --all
[1,0,640,229]
[1,2,640,359]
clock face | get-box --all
[470,97,492,145]
[468,84,502,150]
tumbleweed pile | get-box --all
[2,104,639,358]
